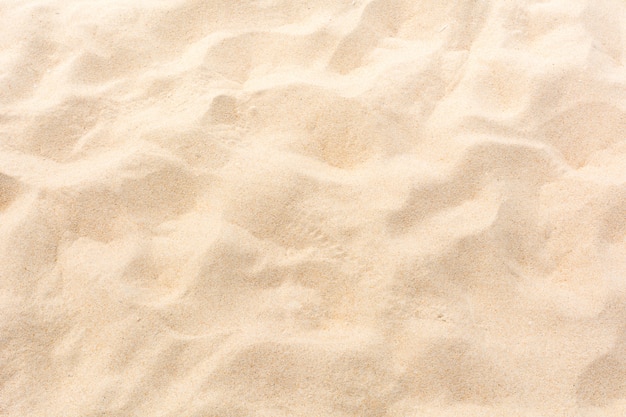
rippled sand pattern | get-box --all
[1,0,626,416]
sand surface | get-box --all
[1,0,626,416]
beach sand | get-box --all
[1,0,626,415]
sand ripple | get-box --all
[1,0,625,416]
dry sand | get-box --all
[1,0,626,416]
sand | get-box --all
[0,0,625,416]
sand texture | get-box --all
[1,0,626,416]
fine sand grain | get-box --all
[1,0,626,416]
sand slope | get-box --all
[1,0,626,416]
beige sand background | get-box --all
[1,0,626,416]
